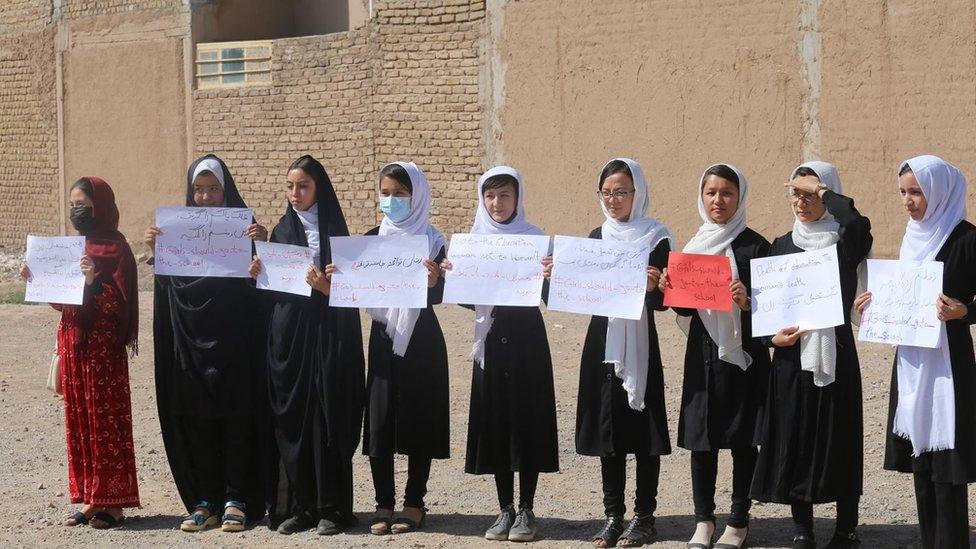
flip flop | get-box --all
[90,511,125,530]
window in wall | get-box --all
[195,40,271,89]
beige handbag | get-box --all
[46,340,62,396]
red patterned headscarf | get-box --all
[80,177,139,354]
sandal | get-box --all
[90,511,125,530]
[181,501,218,532]
[391,507,427,534]
[65,511,90,527]
[592,515,625,547]
[618,513,657,547]
[221,500,247,532]
[370,508,394,535]
[714,526,748,549]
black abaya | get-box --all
[362,226,450,459]
[884,220,976,483]
[676,227,771,451]
[154,154,271,521]
[750,190,872,504]
[575,228,672,458]
[265,160,365,520]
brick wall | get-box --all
[193,0,487,236]
[0,27,59,248]
[194,29,376,232]
[372,0,485,233]
[60,0,182,19]
[0,1,50,31]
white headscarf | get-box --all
[469,166,544,369]
[367,162,446,357]
[295,204,320,265]
[679,163,751,369]
[599,158,674,411]
[893,154,966,455]
[789,161,842,387]
[191,157,226,188]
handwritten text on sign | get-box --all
[254,240,314,296]
[858,259,944,348]
[442,233,550,307]
[750,244,844,337]
[663,252,733,311]
[24,235,86,305]
[154,207,252,278]
[329,235,429,309]
[547,235,650,320]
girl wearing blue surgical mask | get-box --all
[356,162,448,536]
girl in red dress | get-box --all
[22,177,140,528]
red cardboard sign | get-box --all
[663,252,733,311]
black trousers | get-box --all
[790,497,859,538]
[600,455,660,517]
[690,447,756,527]
[494,470,539,510]
[913,471,969,549]
[184,416,250,505]
[369,454,432,510]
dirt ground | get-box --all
[0,291,973,548]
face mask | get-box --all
[69,206,95,234]
[379,196,411,223]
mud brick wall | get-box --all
[193,0,487,236]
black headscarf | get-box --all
[270,154,350,267]
[185,154,246,208]
[264,155,365,519]
[154,154,271,521]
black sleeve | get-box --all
[647,239,670,312]
[428,246,446,306]
[823,190,872,266]
[541,277,550,306]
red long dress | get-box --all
[54,176,140,508]
[55,284,139,507]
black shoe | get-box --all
[277,512,316,535]
[618,513,656,547]
[592,515,625,547]
[316,510,356,535]
[824,531,859,548]
[793,534,817,549]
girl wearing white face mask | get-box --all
[359,162,448,536]
[861,156,976,549]
[750,162,872,549]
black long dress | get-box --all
[576,228,672,457]
[265,171,365,521]
[465,282,559,474]
[750,190,872,504]
[362,226,450,459]
[676,228,771,451]
[154,154,271,522]
[884,220,976,484]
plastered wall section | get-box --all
[494,1,976,257]
[495,0,804,245]
[0,1,59,248]
[60,7,189,242]
[192,0,486,236]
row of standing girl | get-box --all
[32,153,975,549]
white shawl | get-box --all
[789,161,842,387]
[893,154,966,455]
[679,163,751,369]
[600,158,674,411]
[367,162,446,357]
[469,166,544,368]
